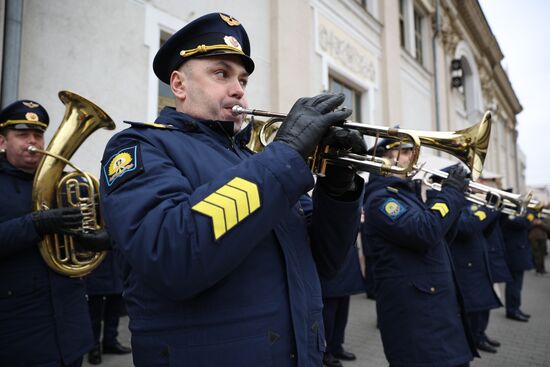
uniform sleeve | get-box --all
[455,206,499,239]
[309,176,364,277]
[502,214,530,230]
[365,186,464,252]
[100,135,315,301]
[0,214,41,258]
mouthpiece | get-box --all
[232,105,248,116]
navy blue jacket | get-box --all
[320,242,364,298]
[0,157,93,366]
[449,204,502,312]
[85,250,124,295]
[501,212,535,272]
[484,220,512,283]
[363,174,475,367]
[99,108,363,367]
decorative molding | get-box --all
[317,13,376,83]
[439,12,460,55]
[478,66,495,103]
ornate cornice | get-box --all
[454,0,503,65]
[452,0,522,115]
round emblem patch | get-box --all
[224,35,242,50]
[25,112,39,121]
[385,201,401,216]
[108,152,133,176]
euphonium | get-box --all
[233,106,491,181]
[30,91,116,277]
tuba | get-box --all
[30,91,116,277]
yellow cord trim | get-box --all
[180,44,244,58]
[0,120,48,128]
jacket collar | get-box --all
[156,107,252,146]
[0,155,35,180]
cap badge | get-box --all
[25,112,39,121]
[220,13,240,26]
[22,101,40,108]
[224,35,242,50]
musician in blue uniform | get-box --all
[501,204,535,322]
[86,250,131,365]
[320,240,364,367]
[448,196,502,354]
[478,176,512,350]
[99,13,365,367]
[0,100,95,366]
[363,142,476,367]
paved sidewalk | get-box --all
[344,262,550,367]
[85,258,550,367]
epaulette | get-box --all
[123,121,177,130]
[386,186,399,193]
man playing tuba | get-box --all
[0,100,104,367]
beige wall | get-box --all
[13,0,524,189]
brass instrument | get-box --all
[30,91,116,277]
[422,169,532,216]
[233,106,491,181]
[528,199,550,219]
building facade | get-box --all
[0,0,525,190]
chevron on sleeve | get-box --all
[192,177,261,240]
[431,202,449,217]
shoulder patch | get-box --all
[474,210,487,221]
[527,213,535,222]
[379,197,407,221]
[192,177,261,240]
[431,202,449,217]
[102,144,144,193]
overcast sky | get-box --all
[478,0,550,186]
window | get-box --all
[399,0,406,48]
[329,76,362,122]
[399,0,426,66]
[157,31,176,113]
[413,8,423,64]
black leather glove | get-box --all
[72,229,112,251]
[317,127,367,196]
[274,93,352,159]
[31,207,83,236]
[442,165,469,193]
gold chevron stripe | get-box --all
[431,202,449,217]
[192,177,260,240]
[204,193,238,230]
[474,210,487,221]
[217,186,249,220]
[227,177,260,212]
[192,201,227,240]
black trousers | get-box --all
[505,271,524,314]
[322,296,351,355]
[88,293,124,348]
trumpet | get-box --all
[421,168,532,216]
[232,106,492,181]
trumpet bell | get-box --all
[411,111,491,181]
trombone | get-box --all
[232,106,492,181]
[421,168,532,216]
